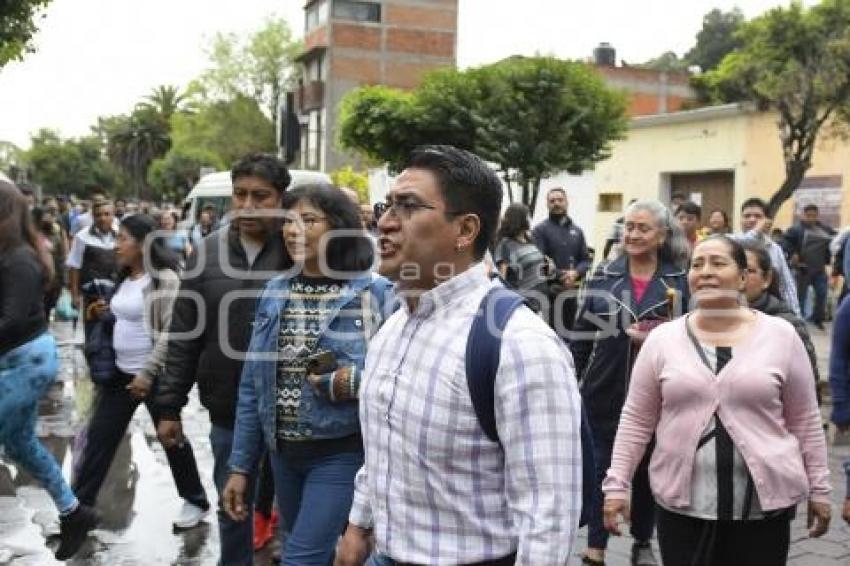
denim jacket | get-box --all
[228,272,395,474]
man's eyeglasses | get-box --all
[374,198,462,221]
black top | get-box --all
[0,246,48,356]
[531,215,591,278]
[154,226,287,428]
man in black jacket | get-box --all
[783,204,836,329]
[532,187,590,335]
[155,153,290,565]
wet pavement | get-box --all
[1,320,849,564]
[0,320,279,565]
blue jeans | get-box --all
[0,333,78,514]
[210,424,256,566]
[798,269,829,324]
[271,447,364,566]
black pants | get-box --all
[656,505,791,566]
[72,370,209,509]
[255,451,275,517]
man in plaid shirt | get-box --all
[335,146,582,566]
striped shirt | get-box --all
[350,263,582,565]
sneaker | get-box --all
[54,504,100,560]
[253,510,275,551]
[631,541,657,566]
[173,501,209,530]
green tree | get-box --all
[702,0,850,215]
[170,95,276,167]
[105,108,171,200]
[339,56,628,210]
[685,8,745,72]
[139,85,187,124]
[640,51,690,72]
[195,16,302,130]
[148,146,224,201]
[25,129,123,196]
[0,0,52,67]
[330,166,369,202]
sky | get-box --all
[0,0,818,149]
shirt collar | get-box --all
[399,262,490,318]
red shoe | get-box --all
[253,511,274,551]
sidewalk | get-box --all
[569,322,850,565]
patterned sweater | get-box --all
[276,276,353,441]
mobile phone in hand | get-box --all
[304,350,338,375]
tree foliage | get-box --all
[148,146,224,201]
[685,8,745,72]
[702,0,850,215]
[640,51,690,72]
[0,0,52,67]
[170,95,276,168]
[102,107,171,200]
[330,166,369,202]
[139,85,187,124]
[339,56,628,210]
[25,129,124,196]
[194,16,302,130]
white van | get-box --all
[181,169,332,227]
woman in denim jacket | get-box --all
[223,184,394,565]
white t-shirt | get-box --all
[110,274,152,374]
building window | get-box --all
[308,110,320,169]
[306,0,329,32]
[332,0,381,23]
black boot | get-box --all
[631,541,657,566]
[54,504,100,560]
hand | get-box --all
[157,419,184,450]
[843,499,850,524]
[755,215,771,235]
[808,500,831,538]
[625,324,648,345]
[86,299,109,321]
[560,270,579,289]
[603,498,630,536]
[334,524,372,566]
[222,473,249,522]
[126,376,151,400]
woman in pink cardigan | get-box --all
[603,235,831,565]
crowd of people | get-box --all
[0,146,848,565]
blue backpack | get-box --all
[465,286,596,527]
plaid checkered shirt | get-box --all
[350,264,582,565]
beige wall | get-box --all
[591,106,850,254]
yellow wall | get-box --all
[591,106,850,254]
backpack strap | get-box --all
[465,285,526,445]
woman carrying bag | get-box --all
[72,214,211,529]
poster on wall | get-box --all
[793,175,843,229]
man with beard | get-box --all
[532,187,590,334]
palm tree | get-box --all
[107,109,171,199]
[139,85,186,124]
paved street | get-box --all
[0,320,849,564]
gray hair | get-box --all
[621,198,690,269]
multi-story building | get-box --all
[289,0,459,171]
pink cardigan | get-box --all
[602,311,831,510]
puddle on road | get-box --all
[0,322,233,565]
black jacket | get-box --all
[0,246,47,356]
[570,256,689,437]
[154,227,286,428]
[532,216,591,278]
[751,292,820,386]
